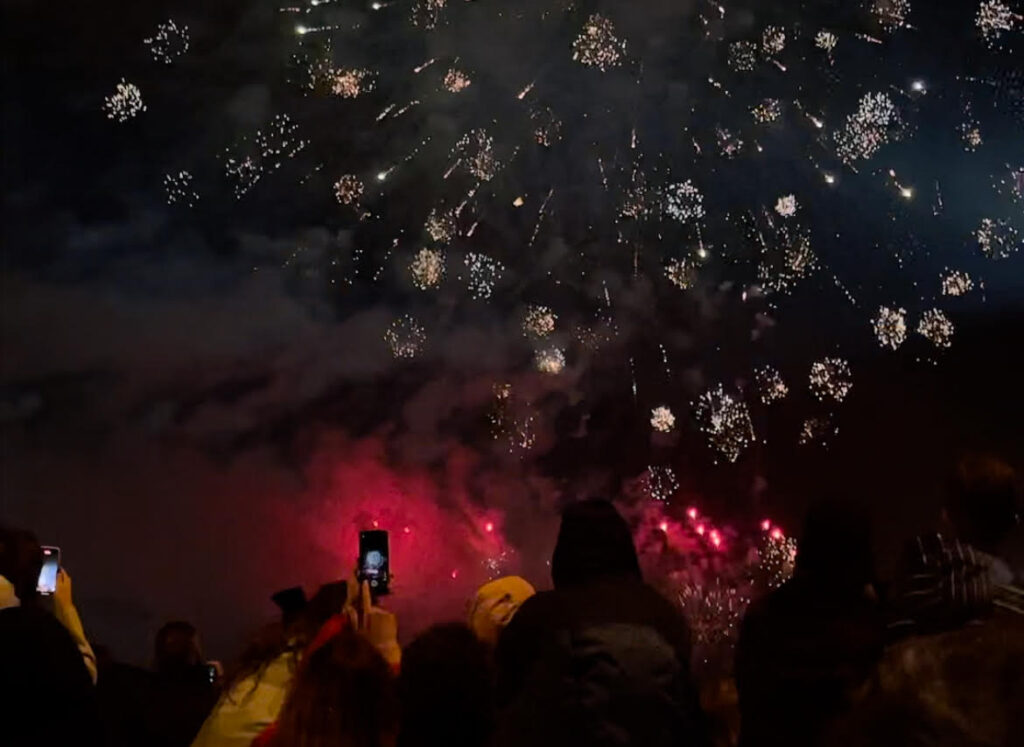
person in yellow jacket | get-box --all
[192,577,400,747]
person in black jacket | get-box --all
[494,498,707,747]
[736,500,885,747]
[0,525,102,747]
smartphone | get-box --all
[358,530,390,595]
[37,546,60,596]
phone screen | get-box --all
[37,546,60,596]
[358,530,390,595]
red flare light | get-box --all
[484,521,494,533]
[709,530,722,548]
[403,526,411,534]
[687,507,698,520]
[696,523,706,536]
[450,569,459,579]
[659,522,669,532]
[770,527,784,540]
[761,519,771,532]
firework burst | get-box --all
[976,218,1021,259]
[572,15,626,71]
[941,269,974,297]
[872,306,909,350]
[755,366,788,404]
[694,385,755,463]
[103,80,146,122]
[144,20,189,64]
[809,358,853,402]
[385,315,427,359]
[410,248,445,289]
[522,305,557,339]
[917,308,955,348]
[650,406,676,433]
[534,346,566,375]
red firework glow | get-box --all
[297,435,559,639]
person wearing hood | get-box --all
[493,498,707,747]
[467,575,535,646]
[0,525,102,746]
[736,499,885,747]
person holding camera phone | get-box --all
[0,525,103,745]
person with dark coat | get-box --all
[0,525,102,746]
[494,498,707,747]
[399,623,495,747]
[736,500,886,747]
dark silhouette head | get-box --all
[270,626,399,747]
[0,525,43,605]
[155,620,203,674]
[399,623,494,747]
[551,499,641,589]
[271,586,308,628]
[946,455,1020,552]
[795,499,874,590]
[224,580,348,691]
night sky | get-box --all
[2,0,1022,663]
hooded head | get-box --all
[551,499,641,590]
[467,576,535,646]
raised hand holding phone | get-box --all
[352,579,401,668]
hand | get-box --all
[54,568,73,610]
[351,580,400,668]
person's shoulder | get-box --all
[507,588,561,623]
[0,603,68,638]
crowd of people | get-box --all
[2,455,1022,747]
